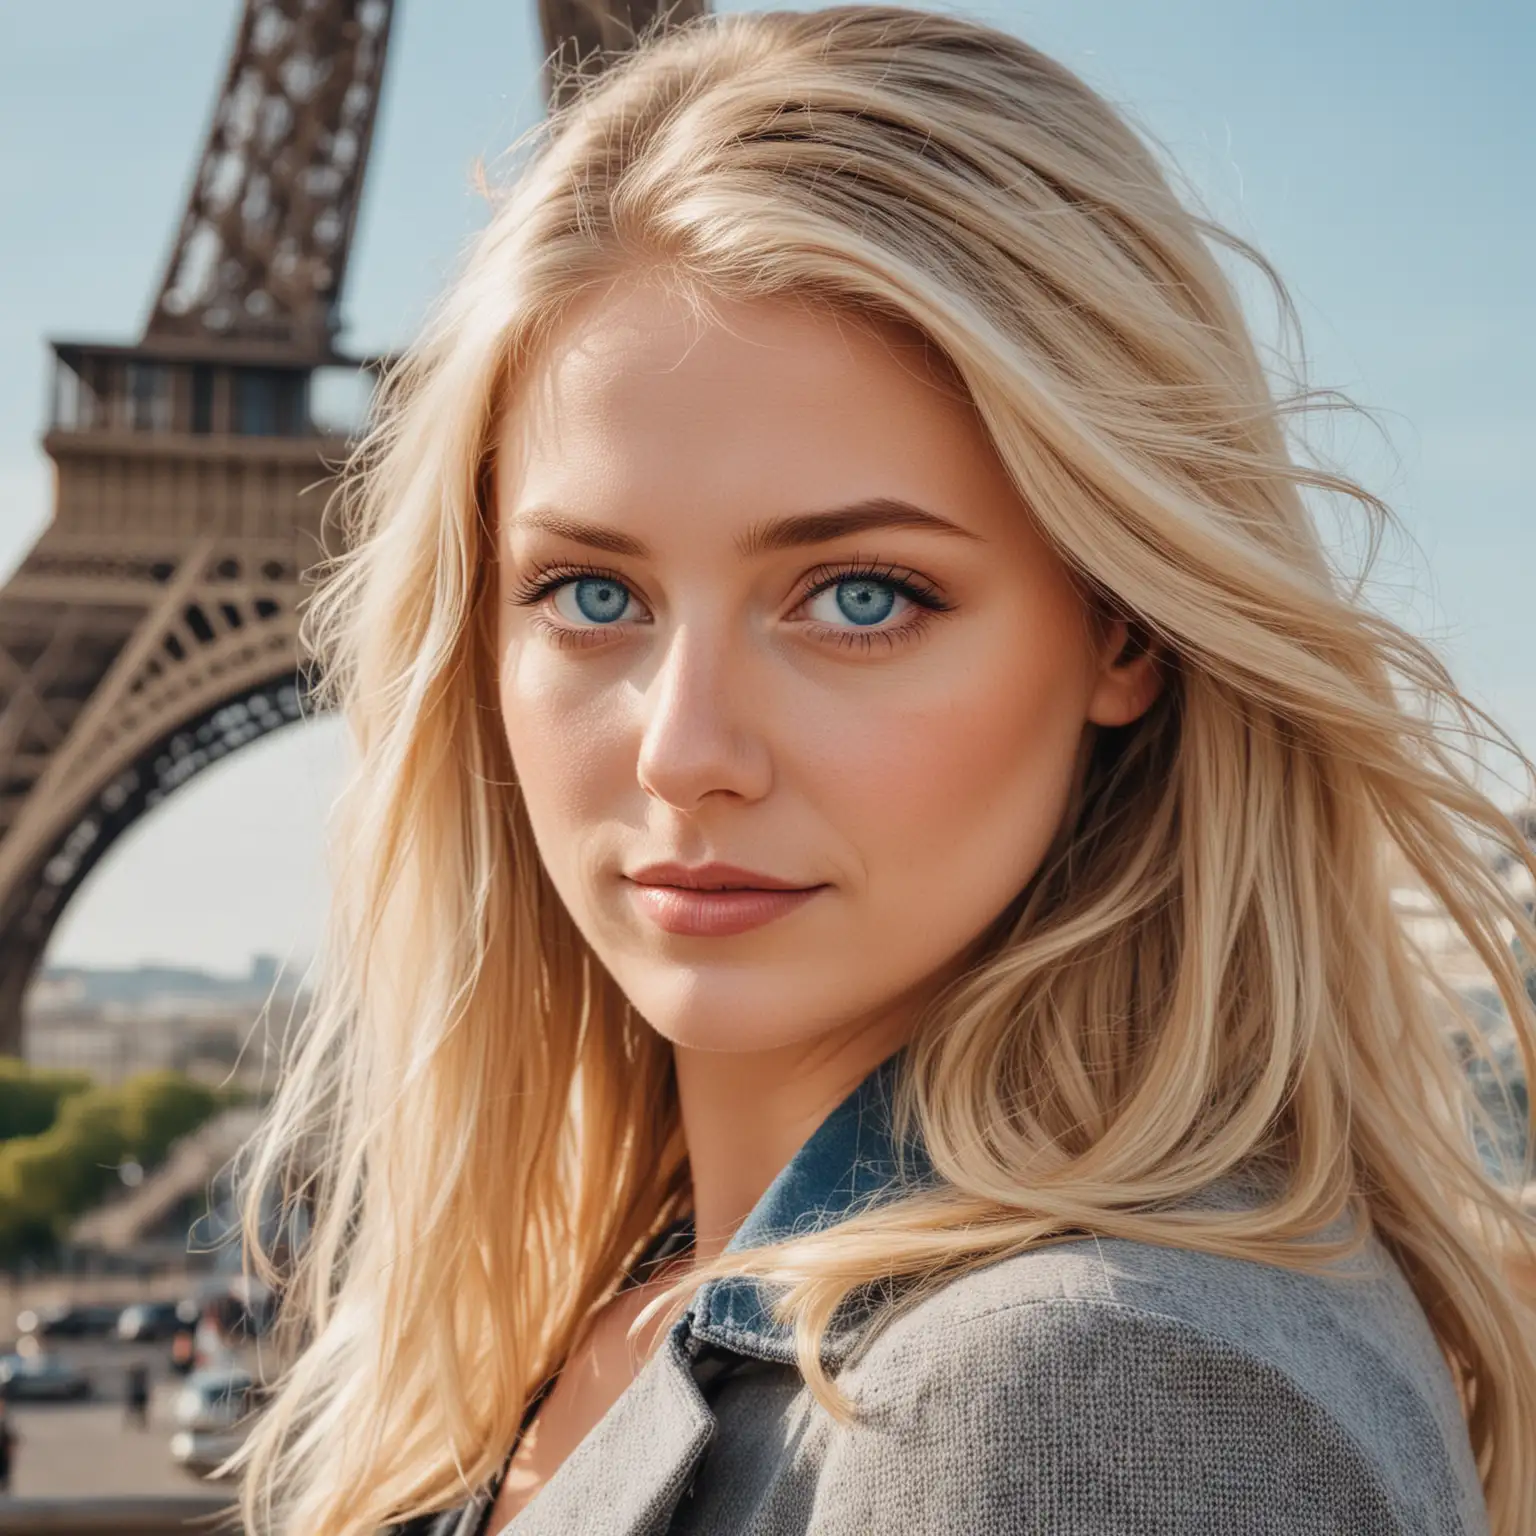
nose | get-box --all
[634,622,773,811]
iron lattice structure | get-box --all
[0,0,707,1052]
[146,0,395,355]
[538,0,707,105]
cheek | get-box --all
[802,622,1092,911]
[497,640,629,848]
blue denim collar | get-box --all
[676,1048,939,1367]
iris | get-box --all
[834,578,898,626]
[572,578,629,623]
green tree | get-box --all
[0,1086,130,1229]
[0,1065,228,1263]
[116,1070,221,1163]
[0,1057,91,1141]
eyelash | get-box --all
[504,557,954,652]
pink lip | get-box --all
[623,862,826,937]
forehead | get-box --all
[493,279,1016,541]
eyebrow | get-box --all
[510,498,982,559]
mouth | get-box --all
[623,862,827,937]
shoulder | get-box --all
[823,1197,1487,1534]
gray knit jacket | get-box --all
[399,1053,1490,1535]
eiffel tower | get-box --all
[0,0,706,1055]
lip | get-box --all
[623,862,826,937]
[626,861,811,891]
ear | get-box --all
[1086,618,1164,728]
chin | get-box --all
[610,962,859,1056]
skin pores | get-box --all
[493,278,1156,1062]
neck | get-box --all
[671,1019,914,1264]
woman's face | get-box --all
[494,278,1156,1056]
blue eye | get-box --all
[553,577,636,626]
[805,577,910,628]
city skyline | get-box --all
[0,0,1530,971]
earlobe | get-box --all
[1086,620,1163,728]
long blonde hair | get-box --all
[228,9,1536,1533]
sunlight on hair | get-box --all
[216,10,1536,1534]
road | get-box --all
[0,1337,254,1498]
[4,1388,218,1496]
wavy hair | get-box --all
[226,9,1536,1534]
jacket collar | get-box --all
[680,1047,938,1368]
[488,1051,935,1536]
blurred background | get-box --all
[0,0,1528,1515]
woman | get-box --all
[228,8,1536,1534]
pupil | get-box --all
[836,579,896,626]
[575,579,627,623]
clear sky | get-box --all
[0,0,1530,975]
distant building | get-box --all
[250,952,282,992]
[19,954,310,1088]
[1385,823,1534,1183]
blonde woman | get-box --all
[228,8,1536,1534]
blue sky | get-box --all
[0,0,1530,973]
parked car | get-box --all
[15,1302,122,1339]
[0,1351,93,1401]
[170,1423,249,1478]
[169,1366,259,1480]
[172,1367,257,1433]
[118,1298,198,1343]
